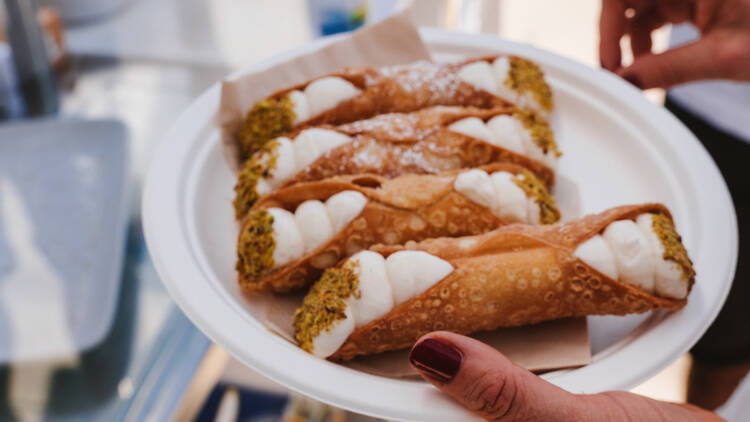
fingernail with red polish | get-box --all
[623,73,643,89]
[409,338,463,383]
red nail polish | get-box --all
[409,338,463,383]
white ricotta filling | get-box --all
[325,190,368,233]
[267,192,368,267]
[293,128,351,169]
[602,219,656,293]
[448,117,497,145]
[636,214,688,299]
[447,115,558,168]
[575,213,690,299]
[288,90,310,125]
[268,207,306,267]
[304,76,361,117]
[453,169,499,212]
[489,171,529,223]
[345,251,394,328]
[311,305,355,358]
[295,200,335,253]
[486,114,526,155]
[454,169,542,224]
[311,249,454,357]
[457,61,498,95]
[262,137,298,189]
[386,250,454,306]
[573,235,619,280]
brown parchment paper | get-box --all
[217,11,431,173]
[219,12,591,375]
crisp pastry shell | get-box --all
[239,162,538,293]
[329,203,688,360]
[284,105,555,188]
[258,55,537,131]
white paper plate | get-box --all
[143,30,737,421]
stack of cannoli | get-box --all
[233,105,558,219]
[238,163,559,293]
[234,55,553,161]
[229,55,695,362]
[294,204,694,359]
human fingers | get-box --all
[600,0,629,70]
[617,33,725,88]
[409,332,593,421]
[409,332,726,421]
[627,11,664,58]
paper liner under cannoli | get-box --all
[233,105,558,218]
[237,163,560,293]
[292,204,695,361]
[234,55,554,160]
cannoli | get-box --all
[293,204,695,360]
[233,105,559,218]
[235,55,553,160]
[237,163,559,293]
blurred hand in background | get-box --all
[599,0,750,88]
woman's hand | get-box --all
[599,0,750,88]
[409,332,724,421]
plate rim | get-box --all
[143,29,738,421]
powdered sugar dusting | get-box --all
[396,147,439,172]
[351,138,387,168]
[374,61,464,103]
[341,113,423,141]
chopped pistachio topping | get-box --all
[512,169,560,224]
[232,139,280,218]
[505,56,554,112]
[293,261,361,353]
[236,209,275,279]
[236,95,295,160]
[513,108,561,158]
[651,212,696,283]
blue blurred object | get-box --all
[194,383,288,422]
[0,118,129,361]
[308,0,367,36]
[0,44,24,120]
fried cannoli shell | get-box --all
[285,106,554,188]
[240,163,533,293]
[233,106,556,221]
[330,204,687,361]
[265,56,513,130]
[230,54,554,163]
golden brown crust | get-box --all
[284,106,554,188]
[330,204,687,361]
[261,58,516,131]
[233,55,555,167]
[232,105,556,221]
[238,163,535,293]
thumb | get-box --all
[408,332,589,421]
[617,34,724,89]
[409,332,724,422]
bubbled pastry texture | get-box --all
[286,105,555,188]
[233,104,556,221]
[254,57,518,132]
[234,55,554,175]
[330,203,689,361]
[238,163,538,293]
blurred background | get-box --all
[0,1,688,421]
